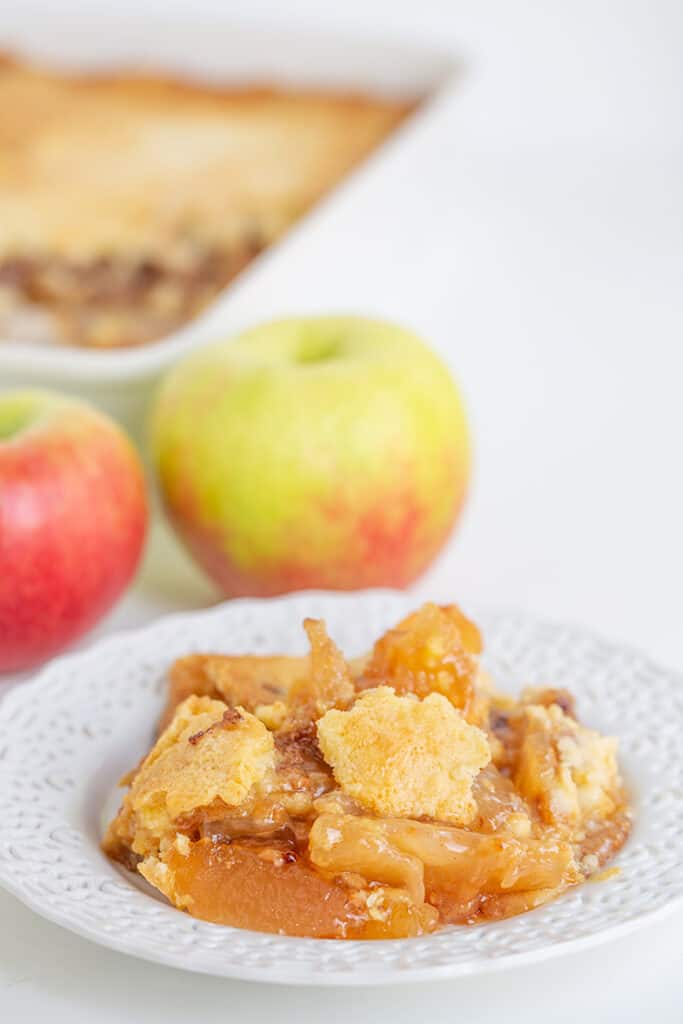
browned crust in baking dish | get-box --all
[0,55,414,348]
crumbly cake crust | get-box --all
[103,695,274,859]
[317,686,491,824]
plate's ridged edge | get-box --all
[1,860,683,988]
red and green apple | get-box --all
[151,317,470,597]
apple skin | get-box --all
[0,391,148,672]
[151,317,470,597]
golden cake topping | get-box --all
[115,695,274,856]
[317,686,491,824]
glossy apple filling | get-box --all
[103,603,631,939]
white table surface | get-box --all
[2,0,682,1019]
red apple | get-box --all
[0,390,148,672]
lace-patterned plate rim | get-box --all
[0,589,682,987]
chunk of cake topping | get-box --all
[108,695,274,856]
[317,686,491,824]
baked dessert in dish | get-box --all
[104,603,631,938]
[0,56,412,349]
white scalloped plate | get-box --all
[1,591,682,986]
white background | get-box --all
[1,0,682,1020]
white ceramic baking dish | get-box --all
[0,7,460,435]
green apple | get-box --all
[150,317,470,596]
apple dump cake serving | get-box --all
[0,56,411,349]
[103,603,631,939]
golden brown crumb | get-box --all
[254,700,288,731]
